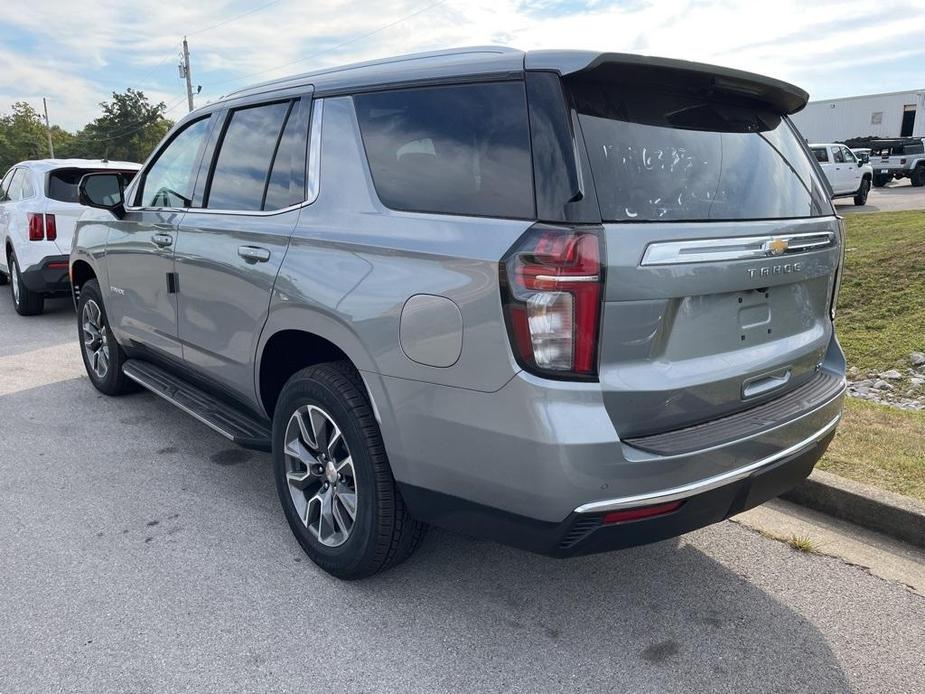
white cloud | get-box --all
[1,0,923,130]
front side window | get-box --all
[354,81,534,219]
[139,117,211,208]
[570,81,830,221]
[842,148,857,163]
[832,148,845,163]
[206,101,291,211]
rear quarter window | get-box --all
[354,82,535,219]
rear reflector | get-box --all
[45,214,57,241]
[602,500,683,525]
[46,261,69,270]
[27,213,44,241]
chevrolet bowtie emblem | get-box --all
[764,238,789,256]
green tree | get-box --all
[67,89,172,163]
[0,102,49,172]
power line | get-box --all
[205,0,450,94]
[187,0,282,36]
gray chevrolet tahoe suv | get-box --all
[70,47,846,579]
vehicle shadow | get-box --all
[0,375,856,693]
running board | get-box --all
[122,359,272,451]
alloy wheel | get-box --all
[283,404,358,547]
[11,258,20,306]
[81,299,110,380]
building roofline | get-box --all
[807,88,925,105]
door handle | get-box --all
[238,246,271,263]
[152,233,173,248]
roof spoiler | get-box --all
[525,51,809,115]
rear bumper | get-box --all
[399,420,836,557]
[21,255,71,294]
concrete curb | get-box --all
[782,469,925,549]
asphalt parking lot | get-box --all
[836,178,925,213]
[2,295,924,693]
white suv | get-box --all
[810,143,872,206]
[1,159,140,315]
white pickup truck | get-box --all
[810,143,873,205]
[869,137,925,187]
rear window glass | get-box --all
[207,101,291,211]
[48,168,136,203]
[570,82,829,222]
[354,82,534,219]
[871,141,924,156]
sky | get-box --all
[1,0,924,131]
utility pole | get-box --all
[181,36,194,112]
[42,98,55,158]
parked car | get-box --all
[810,143,872,205]
[71,47,846,579]
[868,137,925,187]
[0,159,140,315]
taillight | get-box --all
[27,213,44,241]
[500,224,604,379]
[45,214,57,241]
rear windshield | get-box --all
[871,141,924,156]
[48,168,137,203]
[570,82,830,222]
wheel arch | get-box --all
[256,311,382,420]
[70,258,97,301]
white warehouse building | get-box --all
[791,88,925,143]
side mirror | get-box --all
[857,159,864,168]
[79,172,127,219]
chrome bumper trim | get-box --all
[574,414,841,514]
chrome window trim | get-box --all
[574,412,842,514]
[640,230,836,266]
[124,98,323,218]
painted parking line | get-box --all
[0,341,85,396]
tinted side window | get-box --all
[812,148,828,163]
[139,117,211,208]
[354,82,534,219]
[206,101,290,211]
[263,100,308,211]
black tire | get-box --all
[8,251,44,316]
[273,362,426,579]
[872,173,889,188]
[853,177,870,206]
[0,268,7,286]
[911,167,925,187]
[76,279,137,395]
